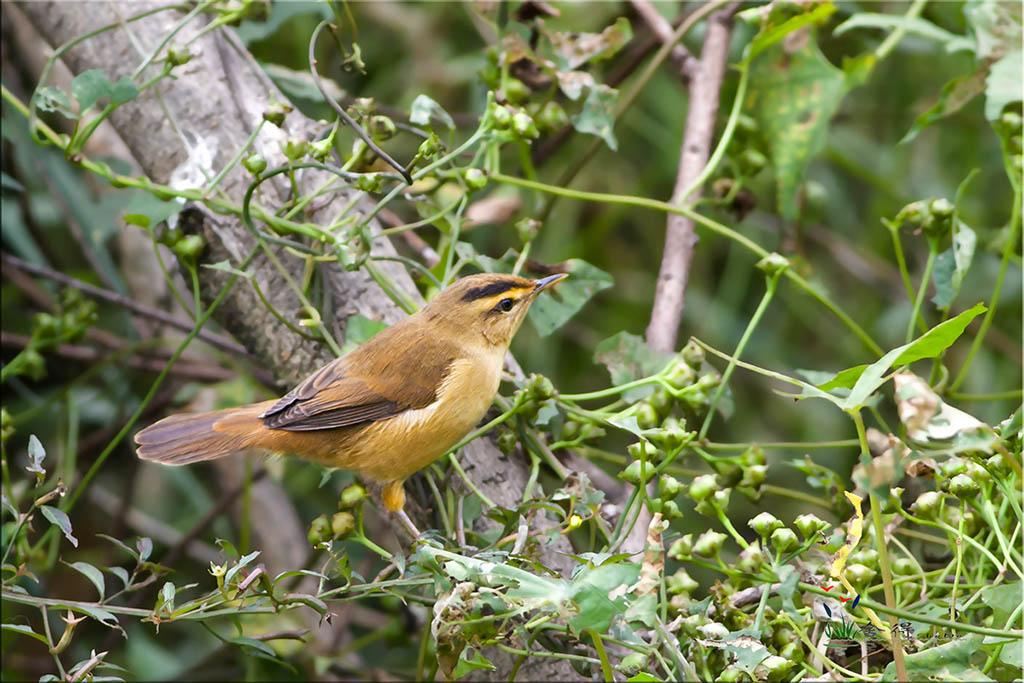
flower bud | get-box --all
[912,491,943,518]
[619,459,653,485]
[627,440,657,462]
[166,43,193,67]
[660,500,682,520]
[666,360,696,390]
[770,527,798,553]
[463,168,487,190]
[712,488,732,510]
[491,103,512,128]
[262,101,292,127]
[368,115,396,141]
[739,464,766,489]
[681,340,704,367]
[512,111,539,139]
[947,473,979,500]
[307,514,331,545]
[647,387,674,415]
[242,154,267,176]
[755,252,789,278]
[749,512,783,538]
[280,136,308,161]
[693,530,727,558]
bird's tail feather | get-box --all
[134,401,276,465]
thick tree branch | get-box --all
[646,5,739,353]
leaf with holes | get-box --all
[571,84,618,151]
[594,332,673,401]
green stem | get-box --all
[493,173,882,355]
[875,0,929,61]
[588,629,614,683]
[699,269,780,439]
[904,241,937,344]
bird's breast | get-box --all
[347,350,504,482]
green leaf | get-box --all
[568,562,640,633]
[121,191,181,230]
[834,13,974,53]
[570,84,618,151]
[104,566,130,589]
[452,647,496,680]
[742,3,837,64]
[815,303,986,407]
[224,550,260,584]
[341,314,388,354]
[74,603,120,628]
[979,582,1020,629]
[985,50,1023,121]
[409,94,455,130]
[594,331,673,401]
[627,674,661,683]
[109,76,139,106]
[226,635,276,658]
[2,622,51,646]
[66,561,106,601]
[26,434,46,481]
[965,0,1022,61]
[747,29,849,219]
[882,634,990,681]
[547,16,632,70]
[900,70,988,144]
[33,87,77,119]
[931,219,976,309]
[40,505,77,548]
[137,537,153,563]
[527,259,613,336]
[71,69,113,111]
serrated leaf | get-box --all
[409,94,454,130]
[594,331,673,401]
[747,28,849,219]
[67,561,105,601]
[40,505,77,548]
[570,84,618,151]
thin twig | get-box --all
[646,4,739,352]
[629,0,698,79]
[2,252,252,359]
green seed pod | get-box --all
[627,440,657,463]
[526,373,555,401]
[739,464,766,489]
[417,133,441,159]
[846,563,876,589]
[561,420,581,441]
[666,360,697,390]
[778,641,803,665]
[617,653,646,675]
[491,103,513,128]
[515,217,541,243]
[660,500,682,520]
[758,654,793,682]
[947,473,980,500]
[755,252,790,278]
[849,548,878,569]
[463,168,487,190]
[912,491,943,518]
[369,115,397,142]
[696,372,720,391]
[717,664,748,682]
[668,534,693,560]
[693,530,727,558]
[635,402,660,429]
[502,77,529,104]
[349,97,377,118]
[165,43,193,67]
[497,430,518,456]
[307,514,331,545]
[667,567,699,595]
[749,512,784,538]
[648,387,674,415]
[537,101,569,132]
[770,527,798,553]
[280,136,309,161]
[737,541,764,573]
[331,511,355,537]
[891,557,915,576]
[711,488,731,510]
[964,461,991,486]
[688,474,719,502]
[262,101,292,127]
[681,339,704,367]
[356,174,383,193]
[794,513,829,539]
[619,459,653,485]
[579,423,605,441]
[940,457,967,479]
[339,484,367,508]
[772,626,797,648]
[242,154,267,176]
[171,234,206,261]
[659,474,683,499]
[985,454,1009,477]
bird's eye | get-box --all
[498,298,514,312]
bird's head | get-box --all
[424,272,568,348]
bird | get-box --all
[134,271,567,535]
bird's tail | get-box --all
[134,400,278,465]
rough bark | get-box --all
[18,3,575,678]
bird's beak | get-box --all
[532,272,568,294]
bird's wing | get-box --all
[259,329,458,432]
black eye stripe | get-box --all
[461,280,530,302]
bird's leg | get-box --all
[382,479,421,538]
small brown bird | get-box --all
[135,272,567,534]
